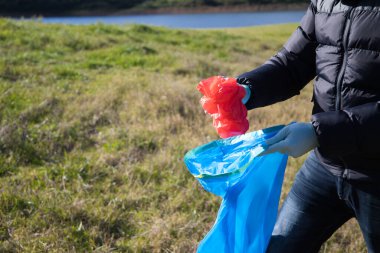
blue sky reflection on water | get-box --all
[40,11,305,28]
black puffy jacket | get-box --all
[237,0,380,181]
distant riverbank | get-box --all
[40,11,306,28]
[2,3,308,18]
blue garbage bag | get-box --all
[184,125,288,253]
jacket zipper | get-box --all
[335,7,354,111]
[336,7,354,179]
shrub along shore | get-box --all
[0,19,365,252]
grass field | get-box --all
[0,19,366,252]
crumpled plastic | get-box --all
[184,125,288,253]
[197,76,249,138]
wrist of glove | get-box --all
[260,122,319,158]
[239,84,251,104]
[236,76,252,105]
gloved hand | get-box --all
[261,122,318,158]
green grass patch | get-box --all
[0,19,366,252]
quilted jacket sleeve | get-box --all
[237,1,318,110]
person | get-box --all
[236,0,380,252]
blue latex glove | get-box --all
[261,122,318,158]
[240,84,251,104]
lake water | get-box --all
[40,11,305,28]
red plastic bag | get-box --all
[197,76,249,138]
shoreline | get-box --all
[1,3,308,18]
